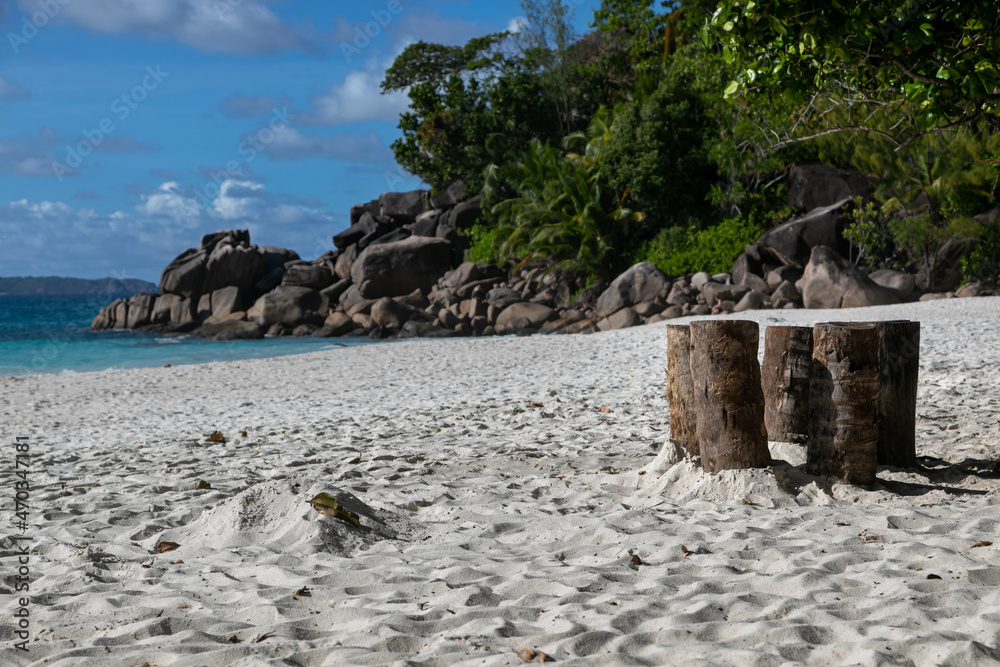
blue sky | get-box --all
[0,0,602,282]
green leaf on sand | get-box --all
[308,493,361,528]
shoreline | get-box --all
[3,297,1000,665]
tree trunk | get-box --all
[874,320,920,467]
[807,323,880,486]
[690,320,771,473]
[762,325,813,444]
[666,324,698,459]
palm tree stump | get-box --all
[873,320,920,467]
[690,320,771,473]
[807,323,880,486]
[762,325,813,444]
[667,324,698,459]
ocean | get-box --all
[0,294,377,376]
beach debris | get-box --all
[927,574,942,580]
[971,541,993,549]
[293,587,311,597]
[513,648,550,662]
[681,545,711,558]
[308,493,361,527]
[241,431,248,438]
[195,480,211,490]
[630,553,643,565]
[528,401,544,408]
[226,635,239,643]
[162,363,171,368]
[252,632,274,643]
[348,456,362,465]
[155,541,180,553]
[860,533,883,544]
[597,407,611,413]
[168,560,183,565]
[205,431,227,444]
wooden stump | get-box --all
[690,320,771,474]
[807,323,880,485]
[874,320,920,467]
[762,326,813,444]
[666,324,698,459]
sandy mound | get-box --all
[152,478,419,556]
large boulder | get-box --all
[787,164,872,212]
[430,180,465,209]
[701,282,750,305]
[916,236,977,292]
[439,262,505,290]
[597,307,640,331]
[801,246,901,309]
[334,244,359,281]
[494,302,555,334]
[757,199,852,268]
[210,286,244,318]
[869,269,916,299]
[594,262,668,319]
[192,320,264,341]
[410,210,440,237]
[282,263,334,291]
[250,286,327,327]
[159,247,207,297]
[150,293,182,325]
[349,199,379,226]
[333,213,382,250]
[448,195,483,230]
[370,297,413,329]
[126,293,157,329]
[379,190,429,223]
[350,236,452,299]
[203,240,266,293]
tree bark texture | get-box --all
[807,323,880,486]
[667,324,699,459]
[762,325,814,444]
[874,320,920,467]
[690,320,771,474]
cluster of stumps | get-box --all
[666,319,920,486]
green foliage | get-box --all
[601,64,716,229]
[637,215,765,277]
[382,33,561,191]
[962,224,1000,290]
[466,223,513,265]
[844,198,895,270]
[889,214,982,289]
[710,0,1000,143]
[483,113,646,279]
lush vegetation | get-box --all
[382,0,999,287]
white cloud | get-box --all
[255,126,389,162]
[0,179,338,279]
[17,0,314,55]
[507,16,526,34]
[302,66,409,126]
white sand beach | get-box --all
[3,297,1000,666]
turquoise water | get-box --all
[0,294,376,376]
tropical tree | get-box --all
[709,0,1000,146]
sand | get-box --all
[2,297,1000,666]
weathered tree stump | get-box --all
[666,324,698,459]
[807,323,880,485]
[874,320,920,467]
[762,325,813,444]
[690,320,771,473]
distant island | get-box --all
[0,276,158,296]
